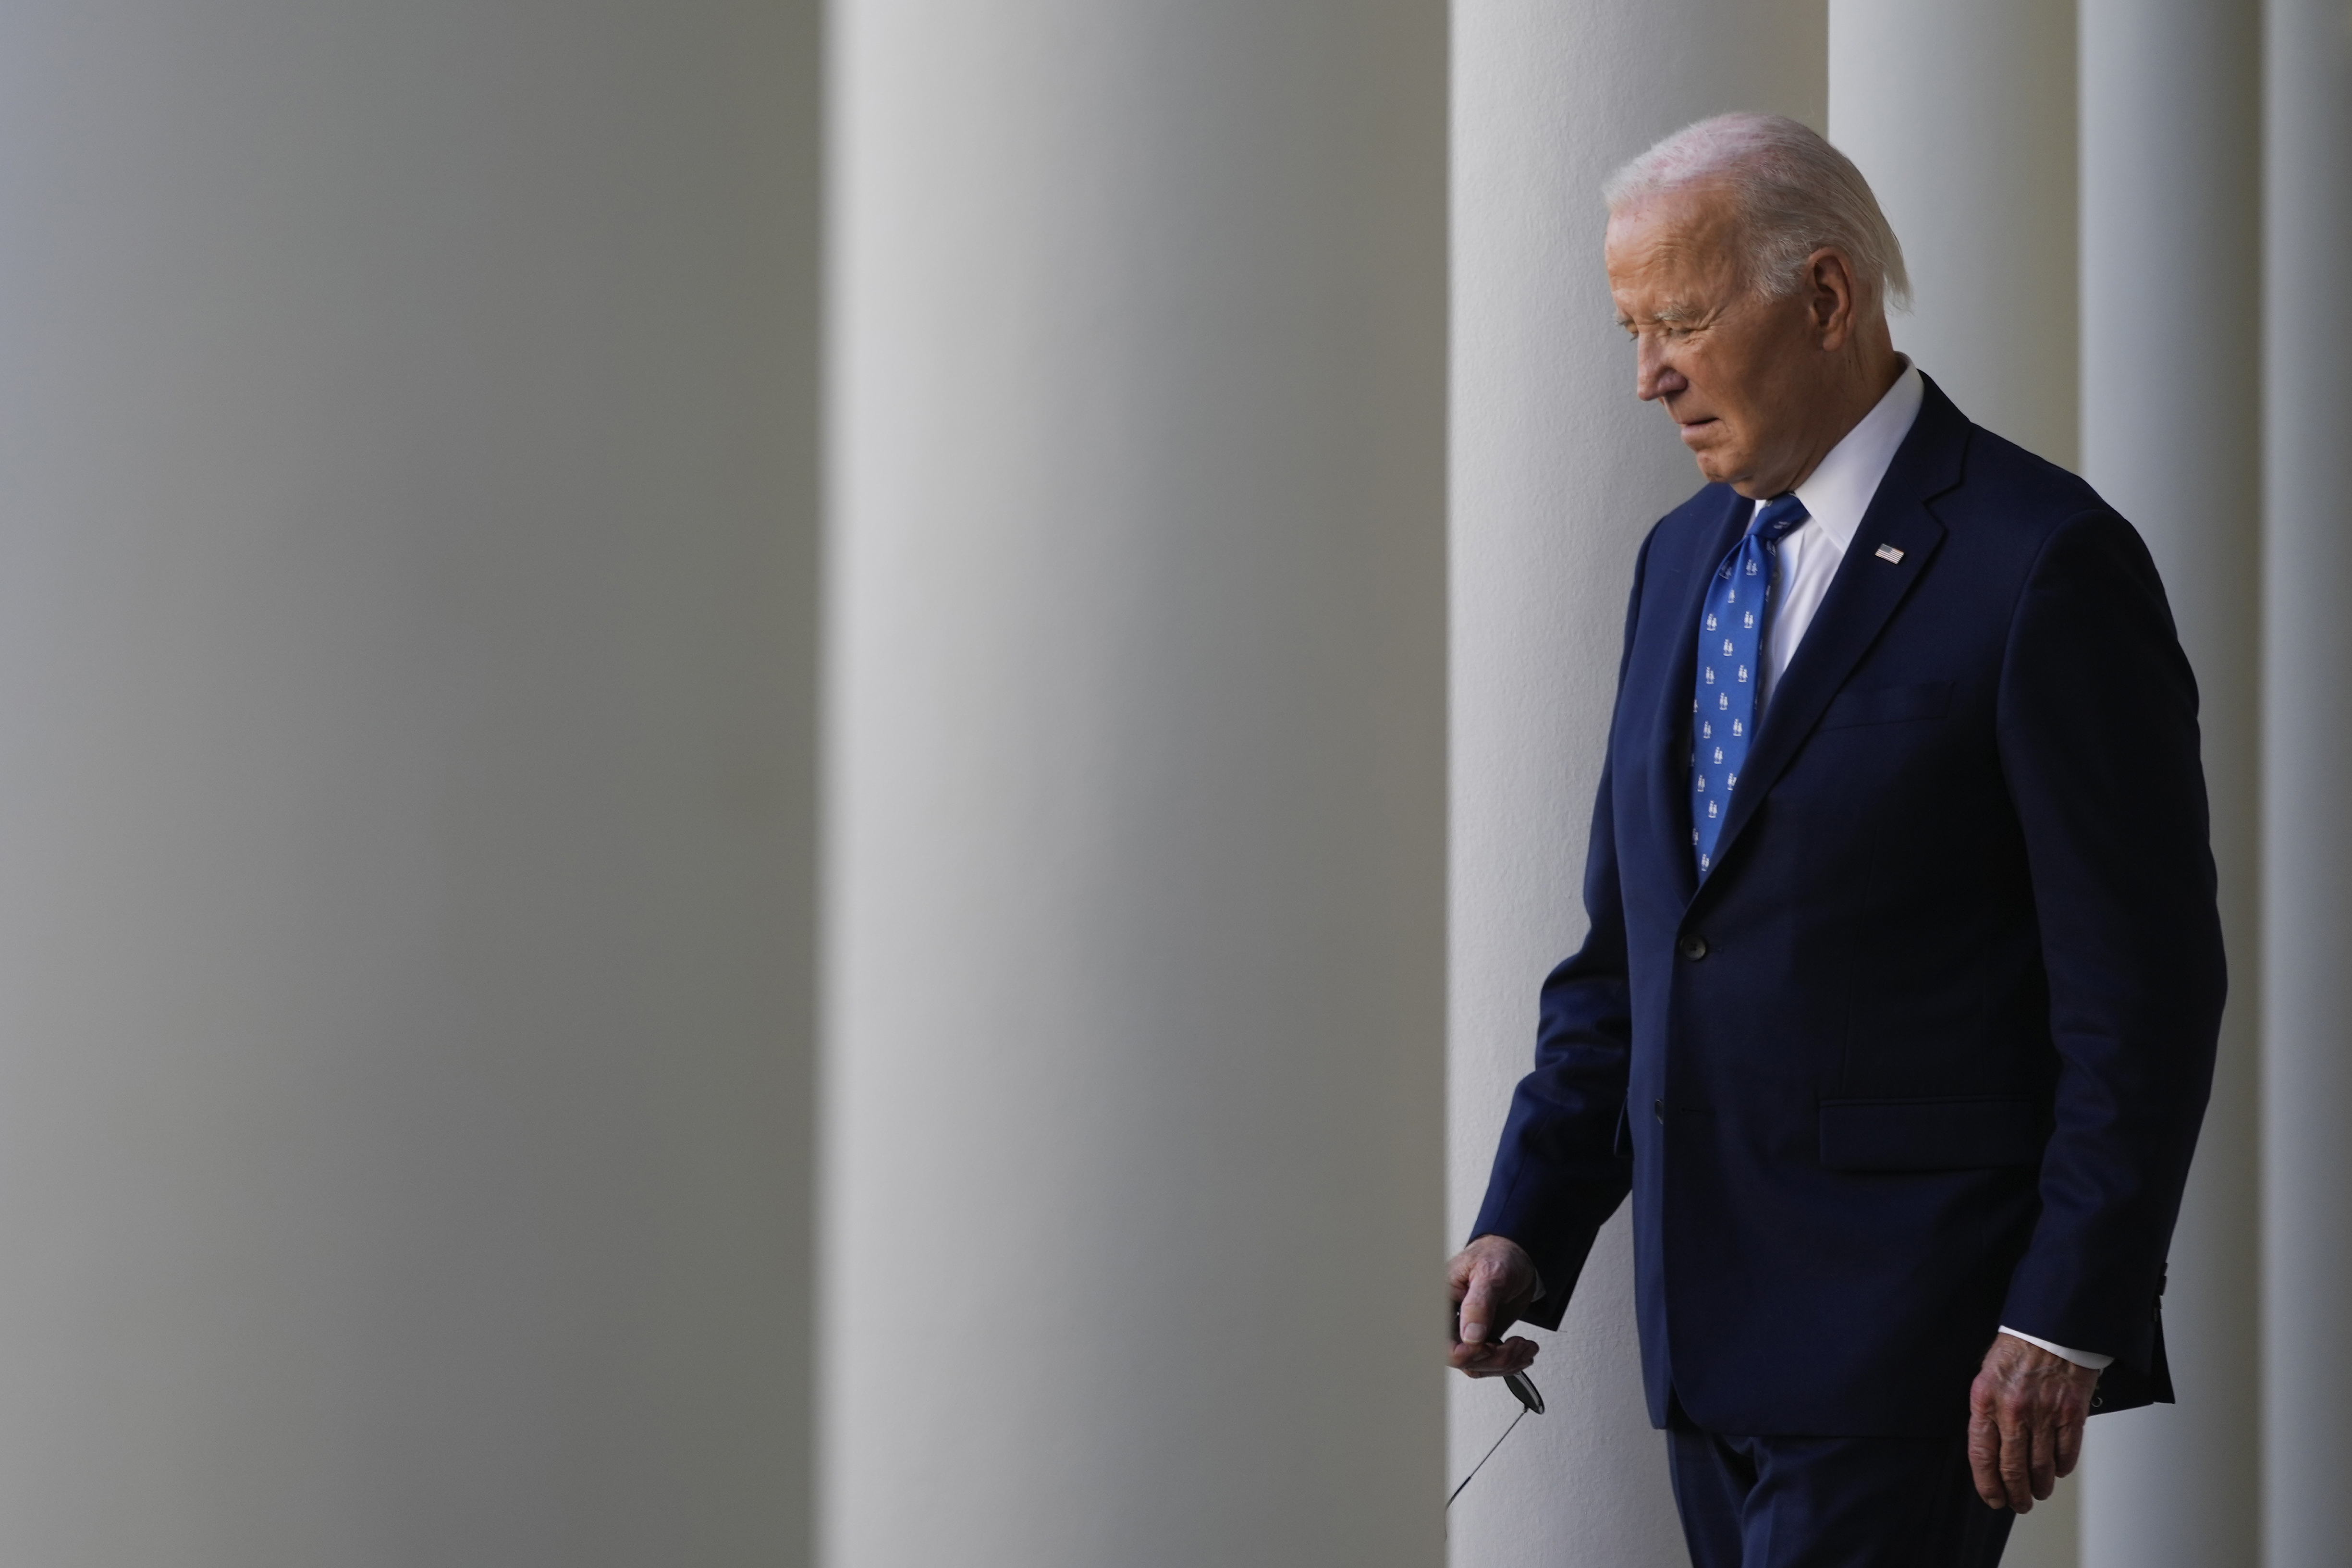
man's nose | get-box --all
[1635,340,1686,402]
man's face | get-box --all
[1605,186,1824,498]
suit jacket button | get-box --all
[1679,934,1708,960]
[1653,1098,1665,1124]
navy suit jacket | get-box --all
[1473,377,2225,1436]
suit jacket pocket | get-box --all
[1818,1096,2044,1171]
[1817,680,1953,731]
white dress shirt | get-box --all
[1754,361,1921,704]
[1757,361,2112,1374]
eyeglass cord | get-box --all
[1445,1405,1529,1509]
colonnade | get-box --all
[1831,5,2347,1565]
[1447,1,2343,1565]
[0,1,2340,1566]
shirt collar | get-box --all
[1789,359,1923,552]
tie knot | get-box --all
[1750,493,1808,543]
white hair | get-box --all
[1604,113,1911,312]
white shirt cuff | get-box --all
[1999,1326,2114,1370]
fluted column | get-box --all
[2075,3,2265,1566]
[0,3,820,1562]
[2262,1,2352,1563]
[1830,0,2080,467]
[822,5,1447,1565]
[1447,4,1822,1562]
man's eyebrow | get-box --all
[1615,300,1711,329]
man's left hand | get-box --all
[1967,1332,2101,1512]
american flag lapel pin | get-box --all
[1874,543,1905,563]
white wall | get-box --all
[1446,4,1823,1562]
[0,5,819,1563]
[822,3,1447,1564]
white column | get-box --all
[822,5,1446,1566]
[1447,4,1822,1562]
[1831,7,2082,1562]
[1830,0,2080,467]
[0,4,819,1564]
[2075,3,2264,1566]
[2262,1,2352,1563]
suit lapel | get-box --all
[1645,488,1751,905]
[1699,379,1972,890]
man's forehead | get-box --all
[1606,193,1743,310]
[1616,180,1744,244]
[1607,246,1737,318]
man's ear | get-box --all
[1809,246,1860,350]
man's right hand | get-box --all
[1446,1234,1543,1377]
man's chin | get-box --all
[1689,449,1747,487]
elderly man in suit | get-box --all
[1446,114,2225,1568]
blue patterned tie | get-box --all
[1691,494,1808,879]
